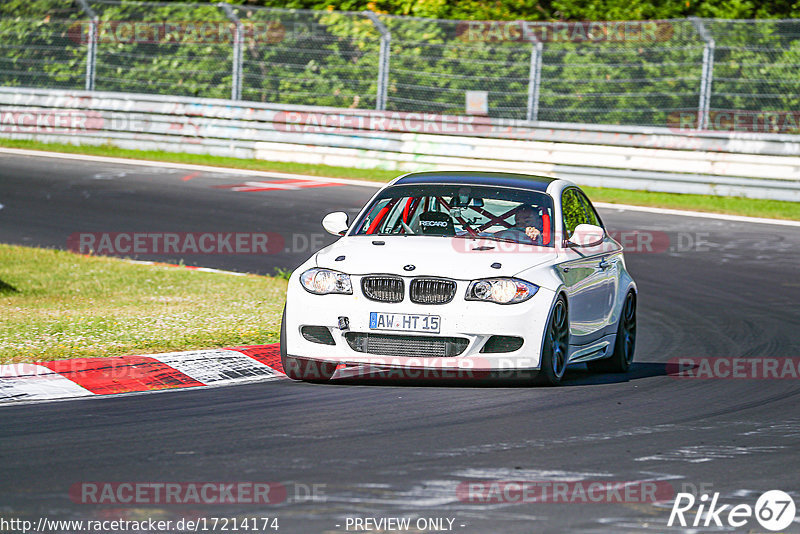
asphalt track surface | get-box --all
[1,152,799,533]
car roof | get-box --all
[392,171,559,193]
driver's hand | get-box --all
[525,227,541,240]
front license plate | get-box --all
[369,312,441,333]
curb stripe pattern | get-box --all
[0,344,285,405]
[230,344,284,371]
[150,349,281,385]
[40,355,206,395]
[0,364,94,402]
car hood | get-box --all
[314,236,558,279]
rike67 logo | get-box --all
[668,490,796,531]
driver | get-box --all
[493,205,543,245]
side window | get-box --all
[576,190,602,228]
[561,189,586,238]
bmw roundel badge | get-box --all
[403,264,416,271]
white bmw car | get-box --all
[280,171,637,385]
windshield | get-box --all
[352,184,555,247]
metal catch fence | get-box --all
[1,0,799,132]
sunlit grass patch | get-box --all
[0,244,286,363]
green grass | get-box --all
[1,138,798,220]
[0,244,286,363]
[581,186,800,220]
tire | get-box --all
[280,306,336,382]
[587,291,636,374]
[537,295,569,386]
[279,306,297,379]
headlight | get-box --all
[465,278,538,304]
[300,268,352,295]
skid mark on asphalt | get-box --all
[634,445,786,463]
[452,469,680,483]
[416,424,679,458]
[737,418,800,438]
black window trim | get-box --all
[561,186,605,244]
[574,188,605,230]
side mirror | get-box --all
[322,211,349,236]
[567,224,605,248]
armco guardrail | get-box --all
[1,87,799,201]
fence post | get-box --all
[691,17,715,130]
[75,0,97,91]
[219,3,243,101]
[526,42,543,122]
[364,11,390,111]
[521,22,543,122]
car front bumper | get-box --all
[284,276,557,377]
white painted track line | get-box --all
[0,147,382,188]
[2,146,798,227]
[594,202,800,227]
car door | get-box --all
[557,188,612,345]
[574,189,622,333]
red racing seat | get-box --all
[541,212,551,245]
